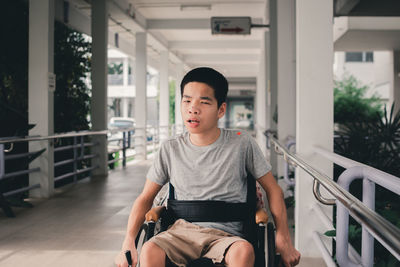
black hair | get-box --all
[180,67,228,108]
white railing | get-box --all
[265,133,400,266]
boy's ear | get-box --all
[218,102,227,118]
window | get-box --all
[345,52,373,62]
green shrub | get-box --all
[334,75,383,124]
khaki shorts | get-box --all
[148,219,246,267]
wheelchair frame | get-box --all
[134,176,280,267]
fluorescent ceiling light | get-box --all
[180,4,212,11]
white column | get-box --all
[256,31,270,157]
[122,98,129,117]
[276,0,296,180]
[90,0,108,176]
[28,0,55,198]
[134,32,147,159]
[269,0,278,176]
[175,63,184,132]
[296,0,333,257]
[159,50,170,141]
[393,51,400,115]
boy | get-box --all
[115,67,300,267]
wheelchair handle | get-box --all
[124,250,133,267]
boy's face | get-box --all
[181,82,226,135]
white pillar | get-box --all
[175,63,184,132]
[269,0,278,176]
[134,32,147,159]
[296,0,333,257]
[90,0,108,176]
[159,50,170,141]
[28,0,55,198]
[393,51,400,115]
[276,0,296,180]
[256,31,270,157]
[122,98,129,117]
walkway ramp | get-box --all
[0,160,151,267]
[0,159,324,267]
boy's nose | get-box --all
[189,108,199,114]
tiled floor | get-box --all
[0,160,150,267]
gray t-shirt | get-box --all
[146,128,271,236]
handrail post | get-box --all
[362,178,375,267]
[0,144,4,180]
[73,136,78,183]
[122,131,126,167]
[0,144,15,217]
[336,166,396,266]
[80,136,84,159]
[127,131,131,148]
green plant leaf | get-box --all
[324,230,336,237]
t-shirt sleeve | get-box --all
[146,141,170,186]
[245,134,272,179]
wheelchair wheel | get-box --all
[135,224,148,252]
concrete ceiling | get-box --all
[66,1,400,87]
[68,0,268,83]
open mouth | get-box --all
[187,119,200,127]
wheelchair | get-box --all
[134,174,280,267]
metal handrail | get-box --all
[267,135,400,259]
[0,130,109,144]
[0,124,181,145]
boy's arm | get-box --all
[115,179,162,267]
[257,171,301,267]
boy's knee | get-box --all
[225,240,255,265]
[140,241,166,265]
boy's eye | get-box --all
[183,100,190,103]
[201,102,210,105]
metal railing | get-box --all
[314,146,400,267]
[283,138,296,186]
[0,124,184,217]
[266,133,400,266]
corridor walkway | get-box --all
[0,160,151,267]
[0,159,324,267]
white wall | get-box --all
[334,51,393,101]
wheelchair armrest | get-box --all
[145,206,166,222]
[255,207,269,224]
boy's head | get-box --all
[180,67,228,108]
[180,67,228,134]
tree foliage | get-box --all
[334,75,383,124]
[54,21,91,133]
[108,62,123,75]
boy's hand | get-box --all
[115,238,137,267]
[275,233,301,267]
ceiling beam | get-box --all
[109,0,189,68]
[184,54,259,63]
[169,40,261,50]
